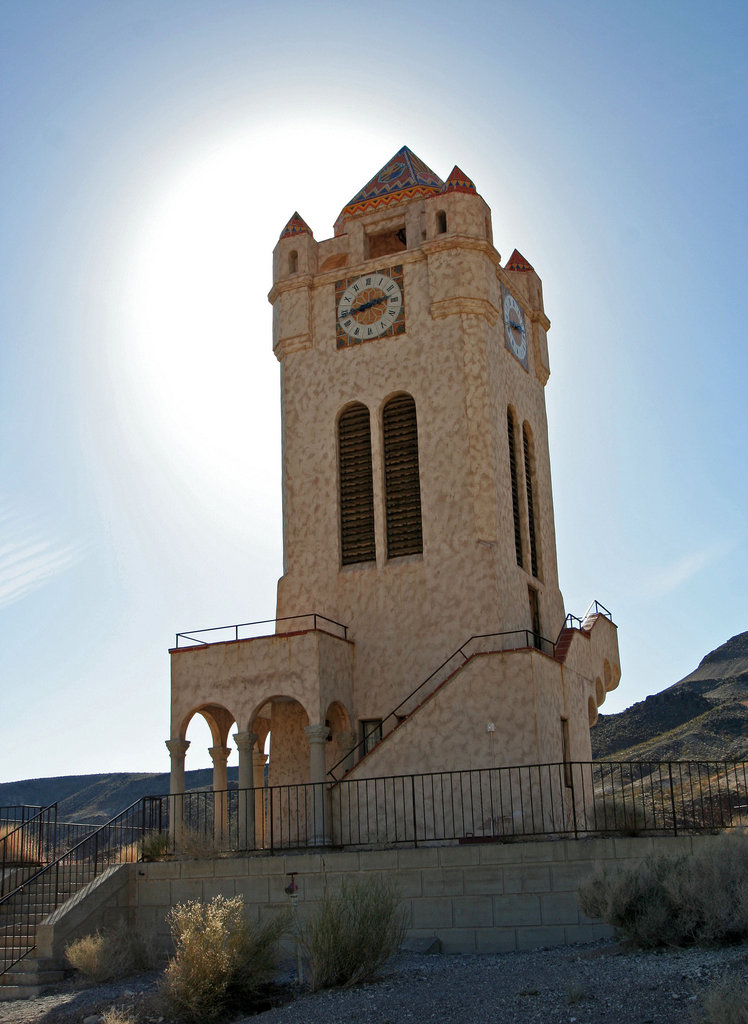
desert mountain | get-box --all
[591,631,748,761]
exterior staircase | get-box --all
[0,800,154,1000]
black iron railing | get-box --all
[174,613,349,648]
[564,600,613,631]
[1,805,58,899]
[158,759,748,854]
[2,760,744,979]
[0,797,163,977]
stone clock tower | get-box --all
[168,148,620,817]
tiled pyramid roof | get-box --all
[334,147,444,234]
[505,249,534,272]
[441,166,476,194]
[279,212,313,241]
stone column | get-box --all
[253,750,268,849]
[305,724,331,846]
[233,731,257,851]
[165,738,190,848]
[209,745,231,843]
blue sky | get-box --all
[1,0,746,780]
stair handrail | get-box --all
[0,804,58,898]
[327,627,556,780]
[581,599,613,623]
[0,796,160,978]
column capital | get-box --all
[252,750,269,767]
[305,723,330,745]
[233,731,258,755]
[208,745,231,767]
[166,738,190,758]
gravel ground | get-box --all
[1,941,746,1024]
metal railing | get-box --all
[0,797,163,977]
[2,759,743,978]
[328,629,557,778]
[159,759,748,854]
[564,600,613,632]
[174,612,349,648]
[1,805,58,899]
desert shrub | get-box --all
[160,894,287,1022]
[141,831,170,861]
[579,831,748,948]
[100,1010,138,1024]
[695,974,748,1024]
[175,826,224,860]
[297,876,407,991]
[65,925,155,983]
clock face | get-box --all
[337,272,403,341]
[502,287,528,368]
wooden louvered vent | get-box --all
[507,409,523,567]
[338,404,376,565]
[383,394,423,558]
[523,424,539,578]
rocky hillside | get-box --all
[591,631,748,761]
[0,767,238,824]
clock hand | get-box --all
[351,294,390,315]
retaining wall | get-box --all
[131,835,710,955]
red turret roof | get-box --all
[279,212,313,241]
[505,249,534,272]
[441,166,476,194]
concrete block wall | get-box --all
[131,835,707,955]
[35,864,134,962]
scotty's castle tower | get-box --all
[168,148,620,833]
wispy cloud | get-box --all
[0,505,78,609]
[645,540,734,600]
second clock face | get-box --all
[337,273,403,341]
[502,287,528,368]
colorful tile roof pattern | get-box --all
[505,249,534,272]
[334,147,444,235]
[441,166,476,194]
[280,212,313,241]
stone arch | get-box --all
[324,699,354,774]
[248,694,312,787]
[180,702,237,748]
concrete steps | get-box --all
[0,956,67,1000]
[0,872,93,999]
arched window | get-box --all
[522,422,539,578]
[338,404,375,565]
[288,250,298,274]
[507,408,523,567]
[383,394,423,558]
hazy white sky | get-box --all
[1,0,746,780]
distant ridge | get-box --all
[0,768,238,824]
[591,631,748,761]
